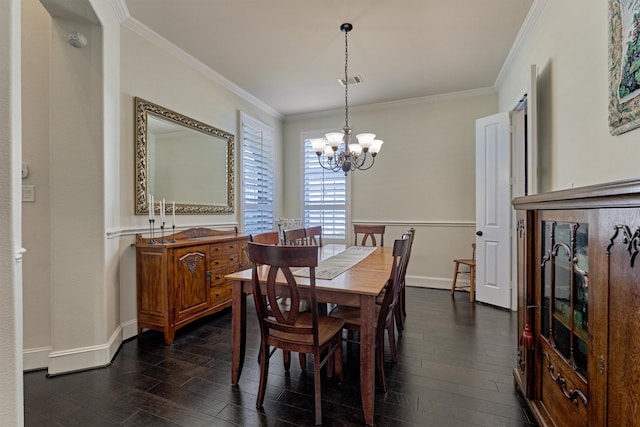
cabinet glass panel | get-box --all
[540,220,589,378]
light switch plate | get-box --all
[22,185,35,202]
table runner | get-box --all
[293,246,378,280]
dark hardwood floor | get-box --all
[24,287,537,426]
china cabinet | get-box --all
[133,227,248,344]
[513,178,640,427]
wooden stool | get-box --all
[451,243,476,302]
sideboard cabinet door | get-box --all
[172,245,210,324]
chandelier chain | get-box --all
[344,27,349,128]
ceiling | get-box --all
[123,0,534,117]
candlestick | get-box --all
[149,218,157,244]
[160,223,167,244]
[171,224,176,243]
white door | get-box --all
[475,112,511,308]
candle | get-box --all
[172,201,176,226]
[162,198,166,224]
[150,195,154,221]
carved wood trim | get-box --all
[607,224,640,267]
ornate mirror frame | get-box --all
[134,97,235,215]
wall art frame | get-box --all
[609,0,640,135]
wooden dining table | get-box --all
[226,244,393,425]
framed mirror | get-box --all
[134,97,234,215]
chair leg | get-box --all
[299,352,306,370]
[283,350,291,371]
[469,265,476,303]
[451,261,460,296]
[376,335,388,393]
[387,320,398,364]
[256,342,269,408]
[313,350,323,425]
[394,303,404,336]
[333,338,343,383]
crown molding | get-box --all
[494,0,550,88]
[115,0,282,119]
[285,87,497,122]
[110,0,129,23]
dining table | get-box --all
[226,243,393,425]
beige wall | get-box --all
[19,1,284,374]
[118,24,284,339]
[498,0,640,191]
[284,90,498,287]
[21,0,51,365]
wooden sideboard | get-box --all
[133,227,249,344]
[512,178,640,427]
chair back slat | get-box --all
[354,224,386,247]
[246,243,319,342]
[250,231,280,245]
[305,225,323,246]
[283,228,307,245]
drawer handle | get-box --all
[215,291,220,297]
[542,350,588,407]
[229,257,236,262]
[216,275,222,280]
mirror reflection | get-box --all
[134,97,235,215]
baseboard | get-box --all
[121,318,138,341]
[46,325,124,376]
[407,274,466,290]
[23,346,53,371]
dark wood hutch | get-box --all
[512,178,640,427]
[133,227,249,344]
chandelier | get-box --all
[310,23,384,175]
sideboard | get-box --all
[133,227,249,344]
[512,178,640,427]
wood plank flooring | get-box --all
[24,288,537,426]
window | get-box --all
[241,113,274,235]
[302,134,348,241]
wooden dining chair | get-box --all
[451,243,476,302]
[283,227,307,245]
[394,227,415,335]
[249,231,280,245]
[246,243,344,425]
[329,237,410,393]
[305,225,323,246]
[354,224,385,247]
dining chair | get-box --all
[450,243,476,302]
[328,236,410,392]
[353,224,385,247]
[249,231,280,245]
[246,242,344,425]
[283,227,307,245]
[390,228,415,335]
[305,225,323,246]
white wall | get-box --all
[1,0,24,424]
[284,90,498,287]
[498,0,640,191]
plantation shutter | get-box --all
[303,138,347,240]
[241,113,274,235]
